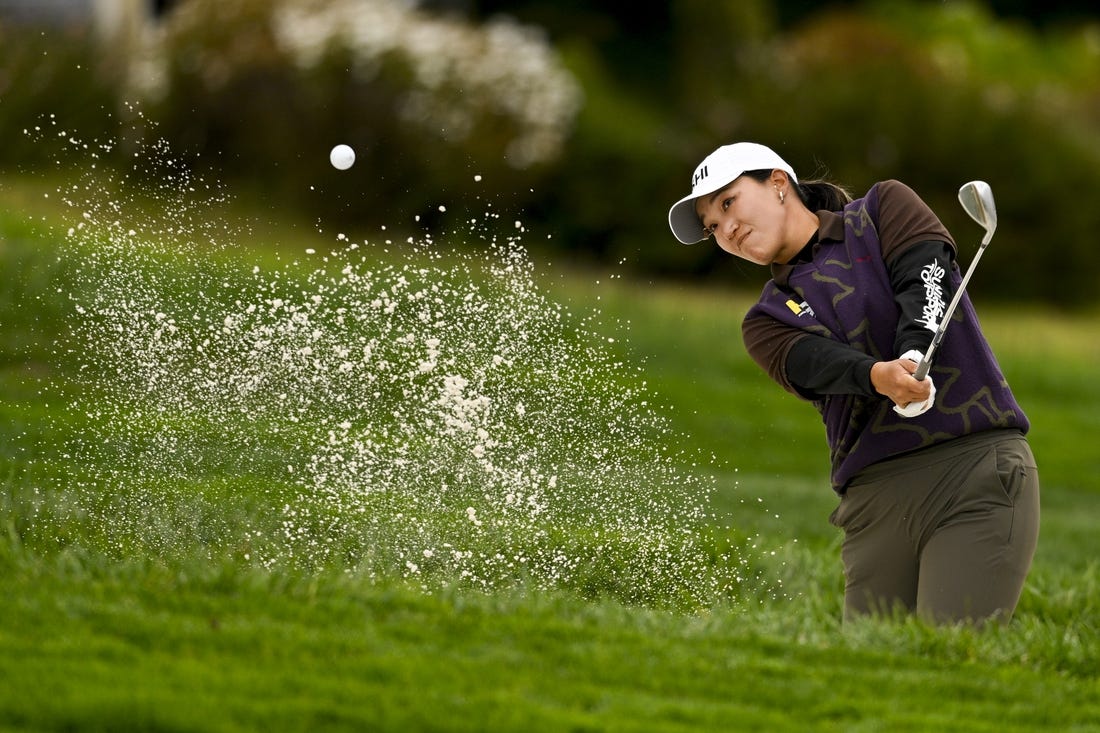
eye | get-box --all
[721,197,733,211]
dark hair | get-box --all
[743,169,853,211]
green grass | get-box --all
[1,172,1098,731]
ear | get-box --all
[770,170,791,189]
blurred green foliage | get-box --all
[0,23,123,163]
[2,0,1099,306]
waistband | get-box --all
[844,429,1026,492]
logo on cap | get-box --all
[691,165,708,189]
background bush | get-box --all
[131,0,582,227]
[2,0,1099,305]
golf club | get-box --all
[912,180,998,381]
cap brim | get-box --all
[668,195,706,244]
[668,173,732,244]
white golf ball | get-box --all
[329,144,355,170]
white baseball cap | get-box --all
[667,142,798,244]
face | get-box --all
[694,171,800,266]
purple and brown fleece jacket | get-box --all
[741,180,1028,492]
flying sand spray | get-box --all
[37,123,778,609]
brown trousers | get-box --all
[829,429,1040,625]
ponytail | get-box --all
[795,180,853,211]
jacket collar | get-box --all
[770,209,846,286]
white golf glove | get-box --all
[893,349,936,418]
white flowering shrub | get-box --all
[128,0,582,204]
[272,0,582,168]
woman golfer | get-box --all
[668,142,1039,624]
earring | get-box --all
[779,190,785,203]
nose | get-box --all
[699,203,737,241]
[714,219,738,242]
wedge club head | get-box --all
[958,180,997,245]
